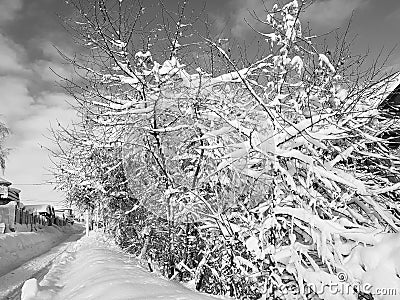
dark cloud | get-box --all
[1,0,400,205]
[301,0,367,31]
[0,0,24,24]
[0,0,75,205]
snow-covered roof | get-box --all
[0,177,12,186]
[373,73,400,109]
[379,79,400,116]
[24,204,53,213]
[55,208,73,214]
[9,187,21,193]
[7,188,20,202]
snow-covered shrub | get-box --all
[52,0,400,299]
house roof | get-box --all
[55,208,73,212]
[377,76,400,149]
[24,204,53,213]
[9,187,21,193]
[378,74,400,117]
[7,188,20,202]
[0,177,12,186]
[379,83,400,116]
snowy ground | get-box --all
[4,225,400,300]
[0,224,84,299]
[0,224,82,278]
[20,230,226,300]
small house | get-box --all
[0,177,12,205]
[378,81,400,150]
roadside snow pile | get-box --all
[22,231,226,300]
[343,233,400,299]
[0,225,79,277]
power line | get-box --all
[12,183,56,186]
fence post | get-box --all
[15,208,19,224]
[0,208,5,234]
[14,206,18,226]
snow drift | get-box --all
[23,231,225,300]
[0,224,80,277]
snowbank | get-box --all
[24,231,225,300]
[0,224,81,277]
[19,231,400,300]
[343,233,400,300]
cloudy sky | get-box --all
[0,0,400,207]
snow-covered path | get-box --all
[22,231,226,300]
[0,229,84,299]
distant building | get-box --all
[0,178,20,232]
[380,83,400,117]
[24,204,56,226]
[0,177,12,202]
[0,177,20,205]
[24,204,55,217]
[55,208,75,224]
[378,82,400,150]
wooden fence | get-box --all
[0,205,67,233]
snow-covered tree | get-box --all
[52,0,400,299]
